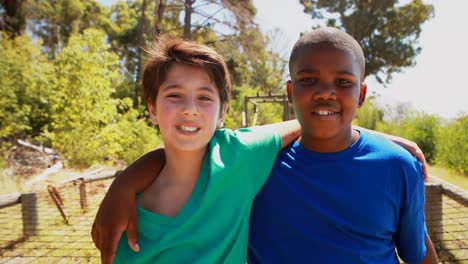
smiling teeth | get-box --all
[316,111,334,115]
[180,126,197,132]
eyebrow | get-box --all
[295,68,318,75]
[162,84,217,93]
[296,68,357,77]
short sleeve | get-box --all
[213,125,281,194]
[395,159,427,264]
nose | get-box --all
[313,82,336,100]
[182,96,199,116]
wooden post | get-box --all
[79,179,88,212]
[244,96,249,127]
[424,183,443,242]
[21,193,38,237]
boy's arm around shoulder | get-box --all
[270,119,301,149]
[91,147,165,264]
[357,126,428,180]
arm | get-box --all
[270,119,301,149]
[91,148,165,264]
[420,235,439,264]
[271,121,427,179]
[357,126,428,180]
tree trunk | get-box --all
[183,0,194,40]
[153,0,166,40]
[134,0,148,107]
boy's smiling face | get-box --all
[149,63,227,153]
[287,44,367,152]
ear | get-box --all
[286,80,293,104]
[358,83,367,108]
[217,103,229,128]
[148,102,158,125]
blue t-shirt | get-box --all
[248,130,427,264]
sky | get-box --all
[99,0,468,119]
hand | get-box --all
[91,182,140,264]
[389,135,428,180]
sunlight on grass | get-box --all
[428,165,468,190]
[0,170,22,195]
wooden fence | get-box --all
[0,174,467,263]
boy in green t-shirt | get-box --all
[108,37,302,263]
[92,37,428,264]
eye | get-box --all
[199,95,214,101]
[166,93,182,99]
[336,79,352,87]
[297,77,317,85]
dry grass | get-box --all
[0,178,113,263]
[428,165,468,191]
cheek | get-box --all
[292,89,311,107]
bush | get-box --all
[398,111,440,163]
[435,114,468,175]
[354,97,383,130]
[101,107,162,165]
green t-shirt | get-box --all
[114,125,281,264]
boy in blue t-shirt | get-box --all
[92,28,435,264]
[247,27,438,263]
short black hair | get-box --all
[289,27,365,79]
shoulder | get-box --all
[213,125,281,148]
[360,130,422,174]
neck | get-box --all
[162,146,207,183]
[300,127,359,153]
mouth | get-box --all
[177,125,200,133]
[313,110,337,116]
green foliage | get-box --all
[354,97,383,130]
[101,104,162,164]
[0,33,53,139]
[44,29,161,167]
[0,0,28,37]
[299,0,434,83]
[435,114,468,175]
[224,86,284,129]
[27,0,113,57]
[398,111,440,162]
[214,27,287,93]
[45,29,121,167]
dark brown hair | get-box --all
[142,37,231,106]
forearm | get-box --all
[419,235,439,264]
[271,119,301,149]
[112,147,166,193]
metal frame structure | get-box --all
[242,92,293,127]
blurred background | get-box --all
[0,0,466,195]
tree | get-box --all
[214,26,287,93]
[299,0,434,83]
[26,0,113,57]
[46,28,161,166]
[46,29,121,166]
[0,0,28,37]
[106,0,279,107]
[0,33,53,139]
